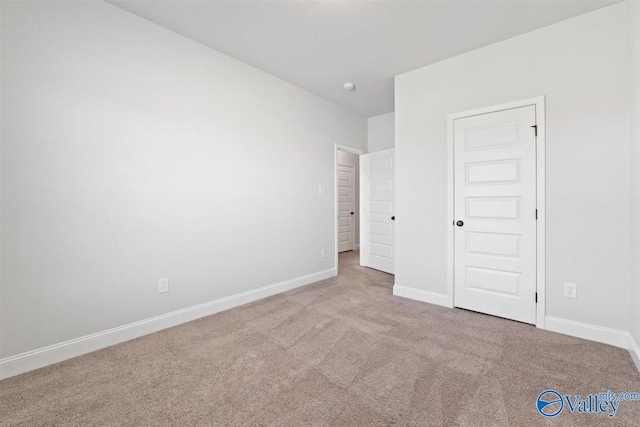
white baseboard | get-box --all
[545,316,630,349]
[389,293,640,373]
[629,334,640,373]
[393,285,450,308]
[0,268,336,381]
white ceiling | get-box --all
[108,0,619,117]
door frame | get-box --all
[335,144,367,273]
[446,96,546,329]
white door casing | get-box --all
[360,148,394,274]
[337,163,355,252]
[453,105,538,324]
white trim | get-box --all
[446,117,455,309]
[336,144,366,156]
[359,153,365,268]
[335,144,365,272]
[393,285,449,308]
[545,317,640,373]
[0,268,336,380]
[534,99,546,329]
[545,316,629,349]
[629,334,640,373]
[446,96,546,327]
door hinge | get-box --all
[531,124,538,136]
[535,292,538,303]
[535,209,538,220]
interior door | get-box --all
[337,163,355,252]
[361,148,394,274]
[453,106,537,324]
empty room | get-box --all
[2,0,640,425]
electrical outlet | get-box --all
[158,278,169,294]
[564,282,576,299]
[318,185,326,195]
[320,249,326,258]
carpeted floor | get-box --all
[2,250,640,426]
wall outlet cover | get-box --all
[159,278,169,294]
[563,282,576,299]
[320,249,326,258]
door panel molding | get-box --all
[337,163,355,253]
[447,96,546,329]
[360,148,395,274]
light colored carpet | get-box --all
[2,250,640,426]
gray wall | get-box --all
[367,113,395,153]
[0,1,366,358]
[395,3,631,331]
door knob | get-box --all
[351,212,354,215]
[391,216,395,221]
[456,220,464,227]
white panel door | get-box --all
[361,148,394,274]
[337,163,355,252]
[454,106,537,324]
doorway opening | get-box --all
[334,144,396,277]
[335,145,364,274]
